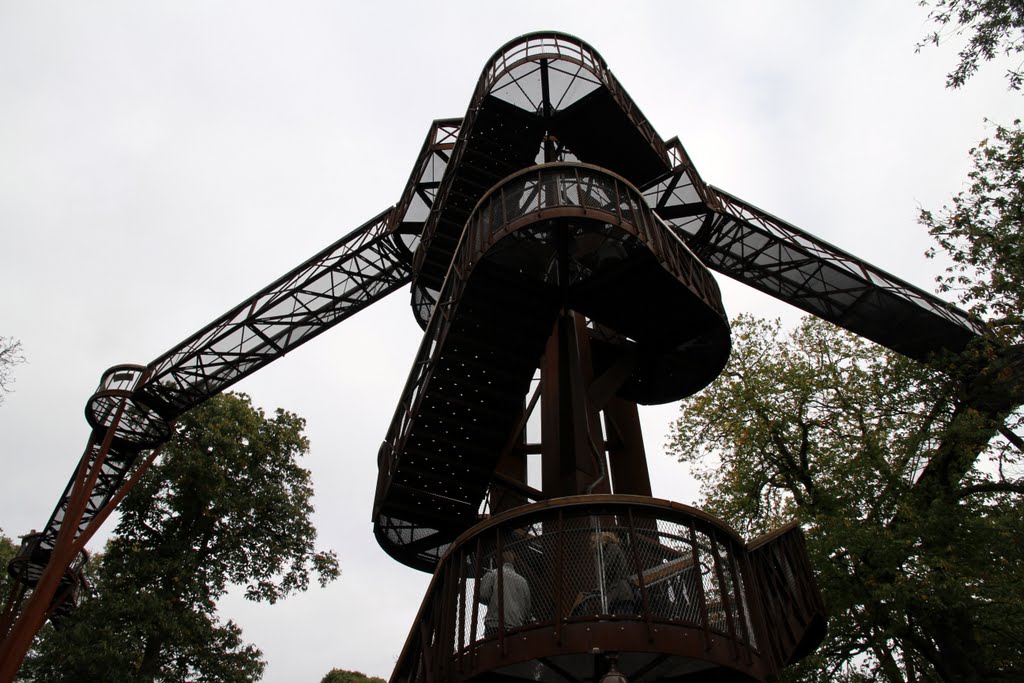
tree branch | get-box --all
[956,480,1024,498]
[998,423,1024,452]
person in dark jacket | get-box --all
[592,531,638,615]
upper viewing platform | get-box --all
[408,32,674,328]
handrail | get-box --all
[390,495,801,683]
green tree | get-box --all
[919,118,1024,463]
[919,0,1024,90]
[668,7,1024,681]
[320,668,386,683]
[669,105,1024,681]
[21,392,340,682]
[920,119,1024,343]
[669,315,1023,681]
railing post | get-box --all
[438,564,458,681]
[456,547,467,673]
[553,509,564,646]
[469,536,482,663]
[709,530,739,661]
[626,509,654,641]
[727,543,754,663]
[496,529,505,654]
[689,520,712,652]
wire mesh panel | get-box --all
[464,162,725,322]
[630,515,706,625]
[428,498,771,654]
[392,496,825,683]
[748,523,827,669]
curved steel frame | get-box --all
[410,33,670,327]
[391,496,824,683]
[2,534,88,628]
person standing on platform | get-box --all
[479,551,531,638]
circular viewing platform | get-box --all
[6,533,90,624]
[391,496,825,683]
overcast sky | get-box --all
[0,2,1019,681]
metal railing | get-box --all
[459,162,723,319]
[4,533,89,625]
[748,522,827,670]
[392,496,795,683]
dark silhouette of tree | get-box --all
[0,337,25,405]
[669,110,1024,683]
[919,0,1024,90]
[0,531,17,605]
[669,314,1023,681]
[21,392,340,682]
[921,120,1024,344]
[320,668,386,683]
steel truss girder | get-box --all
[26,207,412,594]
[140,208,409,417]
[7,111,465,648]
[644,163,982,360]
[390,118,462,237]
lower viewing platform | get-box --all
[4,533,89,626]
[391,495,825,683]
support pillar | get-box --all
[540,311,610,499]
[604,396,652,496]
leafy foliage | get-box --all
[320,668,386,683]
[668,315,1024,681]
[670,5,1024,681]
[21,393,340,682]
[921,119,1024,342]
[919,0,1024,90]
[670,105,1024,680]
[0,530,18,602]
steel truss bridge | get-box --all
[1,32,981,683]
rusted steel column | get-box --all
[490,406,529,514]
[603,397,652,496]
[540,312,609,500]
[0,420,119,682]
[540,317,563,499]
